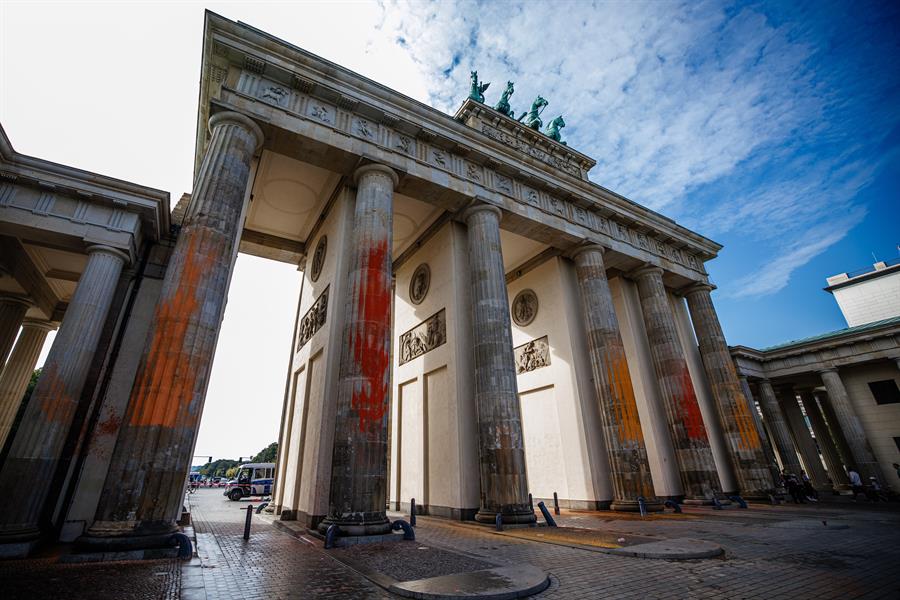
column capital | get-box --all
[21,318,57,333]
[461,203,502,224]
[629,264,664,281]
[0,295,32,309]
[208,111,265,152]
[680,281,715,297]
[353,163,399,188]
[569,243,607,261]
[86,244,130,265]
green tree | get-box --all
[251,441,278,463]
[225,466,238,479]
[197,458,239,478]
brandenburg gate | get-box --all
[0,12,774,556]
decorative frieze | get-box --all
[233,69,707,275]
[298,286,328,349]
[399,308,446,365]
[514,335,550,374]
[310,236,326,282]
[409,263,430,305]
[511,289,538,327]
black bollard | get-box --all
[537,501,557,527]
[528,493,533,510]
[553,492,560,515]
[410,498,417,527]
[243,505,253,540]
[495,513,503,531]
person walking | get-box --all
[848,467,864,500]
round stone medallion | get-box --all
[409,263,431,305]
[310,236,327,282]
[512,289,538,326]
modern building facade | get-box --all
[0,12,778,557]
[732,260,900,492]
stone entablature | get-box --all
[0,128,170,261]
[731,318,900,380]
[197,13,720,281]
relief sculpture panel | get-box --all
[514,335,550,374]
[297,286,328,349]
[399,309,447,365]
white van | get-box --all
[223,462,275,501]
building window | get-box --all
[868,380,900,405]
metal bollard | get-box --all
[537,501,557,527]
[495,512,503,531]
[324,524,341,549]
[729,495,748,509]
[553,492,560,515]
[664,499,682,513]
[243,505,253,540]
[638,496,647,517]
[528,493,533,511]
[410,498,417,527]
[391,519,415,540]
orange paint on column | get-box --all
[678,367,707,441]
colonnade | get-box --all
[0,108,778,555]
[740,368,891,491]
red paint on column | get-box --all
[679,367,707,441]
[351,240,391,433]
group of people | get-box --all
[780,469,819,503]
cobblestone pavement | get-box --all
[0,553,180,599]
[187,489,900,599]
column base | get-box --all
[0,526,40,558]
[474,506,537,525]
[316,512,392,536]
[76,520,178,553]
[610,499,664,513]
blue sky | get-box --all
[375,0,900,348]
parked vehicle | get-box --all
[224,462,275,501]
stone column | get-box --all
[0,295,31,367]
[0,319,56,449]
[739,377,782,485]
[817,392,855,471]
[756,380,802,475]
[572,246,659,511]
[805,391,849,487]
[632,266,719,499]
[79,112,264,550]
[317,164,398,536]
[0,245,127,553]
[781,388,829,488]
[463,205,535,525]
[818,368,884,483]
[684,284,773,495]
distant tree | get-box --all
[251,442,278,463]
[23,368,41,404]
[198,458,239,478]
[225,466,238,479]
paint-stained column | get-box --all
[573,246,660,511]
[0,245,127,554]
[0,319,56,449]
[803,391,849,487]
[632,266,719,499]
[0,296,30,367]
[739,377,782,485]
[782,388,829,488]
[684,284,773,495]
[819,368,885,483]
[756,380,802,476]
[318,164,398,536]
[464,205,535,525]
[79,112,264,550]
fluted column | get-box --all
[756,380,802,475]
[0,319,56,449]
[805,391,849,487]
[739,377,782,485]
[463,205,535,525]
[0,295,31,367]
[819,368,884,483]
[684,284,773,495]
[782,389,829,488]
[0,245,127,552]
[572,246,659,511]
[318,164,398,536]
[80,112,264,550]
[632,266,719,499]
